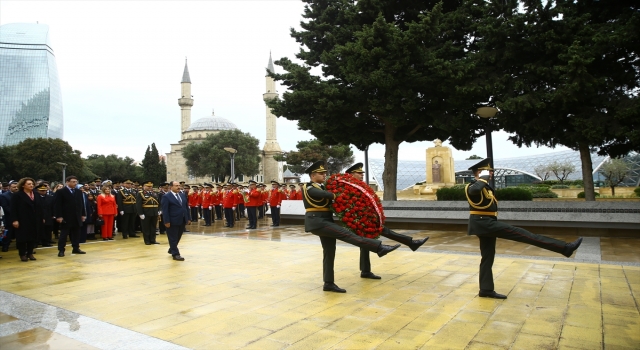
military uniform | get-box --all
[466,158,583,299]
[303,161,401,293]
[343,163,430,279]
[136,181,160,245]
[157,183,169,234]
[116,180,138,238]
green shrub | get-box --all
[436,187,466,201]
[633,187,640,197]
[550,185,570,189]
[451,184,466,189]
[577,191,601,198]
[541,180,561,186]
[570,179,584,187]
[533,192,559,198]
[495,188,533,201]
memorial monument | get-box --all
[415,139,455,197]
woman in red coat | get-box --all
[97,185,117,240]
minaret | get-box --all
[262,52,283,182]
[178,59,193,135]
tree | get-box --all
[182,130,260,181]
[276,139,354,175]
[6,138,84,182]
[268,0,487,200]
[533,164,552,181]
[599,158,630,196]
[141,143,165,185]
[466,155,483,160]
[475,1,640,201]
[548,161,576,184]
[84,154,142,182]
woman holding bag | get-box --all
[11,178,43,262]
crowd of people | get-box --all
[0,176,303,261]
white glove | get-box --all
[209,206,213,210]
[139,215,145,220]
[277,205,281,208]
[479,170,490,177]
[158,211,162,215]
[120,211,124,215]
[232,207,236,210]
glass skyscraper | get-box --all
[0,23,63,146]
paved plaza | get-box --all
[0,219,639,349]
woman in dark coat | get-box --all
[11,177,43,262]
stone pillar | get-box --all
[426,139,455,185]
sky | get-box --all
[1,0,569,166]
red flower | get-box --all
[326,173,385,239]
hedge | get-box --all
[550,185,570,189]
[496,188,533,201]
[436,186,533,201]
[533,192,559,198]
[436,187,467,201]
[634,187,640,197]
[577,191,600,198]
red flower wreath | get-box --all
[325,173,385,239]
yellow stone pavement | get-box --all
[0,225,639,349]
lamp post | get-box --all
[476,107,498,188]
[224,147,237,182]
[56,162,67,185]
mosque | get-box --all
[165,55,283,184]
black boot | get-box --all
[323,283,346,293]
[408,237,429,251]
[377,244,400,257]
[562,237,583,257]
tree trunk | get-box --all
[382,124,400,201]
[578,142,596,201]
[611,186,615,196]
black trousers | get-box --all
[310,218,381,283]
[257,204,264,218]
[203,208,212,225]
[17,240,36,257]
[224,208,234,227]
[141,216,158,244]
[58,226,80,252]
[359,226,414,273]
[246,206,257,228]
[190,207,198,222]
[166,223,183,256]
[40,224,53,245]
[474,219,568,291]
[121,213,136,237]
[159,215,166,234]
[215,205,223,220]
[239,203,245,217]
[270,206,280,226]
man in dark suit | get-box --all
[0,181,18,252]
[161,181,190,261]
[466,158,583,299]
[36,183,55,247]
[53,176,87,257]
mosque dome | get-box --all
[186,112,237,132]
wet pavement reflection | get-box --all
[0,216,638,349]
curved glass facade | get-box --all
[0,23,63,146]
[369,150,639,190]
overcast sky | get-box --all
[2,0,569,166]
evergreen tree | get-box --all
[268,0,487,200]
[182,130,261,181]
[276,139,354,175]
